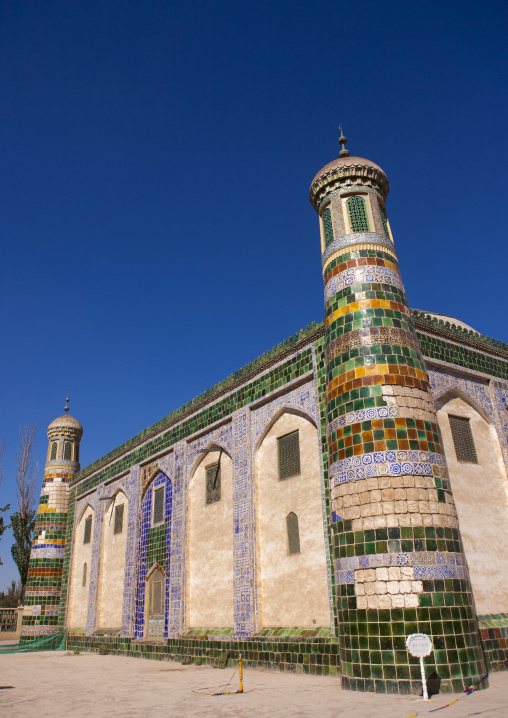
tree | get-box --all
[0,580,21,608]
[0,439,10,565]
[10,424,38,603]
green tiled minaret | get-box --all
[309,132,486,694]
[20,397,82,640]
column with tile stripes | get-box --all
[309,137,485,694]
[20,403,83,640]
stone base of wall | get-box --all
[68,627,340,675]
[479,614,508,671]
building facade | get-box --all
[21,140,508,694]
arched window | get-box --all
[50,442,57,460]
[75,443,79,462]
[64,442,72,460]
[379,203,390,239]
[286,512,301,555]
[82,562,87,587]
[321,207,334,247]
[347,196,370,232]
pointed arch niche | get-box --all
[186,446,234,628]
[134,470,173,640]
[68,504,95,629]
[436,388,508,614]
[96,489,129,629]
[255,410,329,627]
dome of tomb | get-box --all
[414,310,478,334]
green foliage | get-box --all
[0,503,10,565]
[193,657,202,666]
[98,645,109,655]
[0,579,20,607]
[10,508,36,596]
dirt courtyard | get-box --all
[0,650,507,717]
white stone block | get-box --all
[378,595,392,609]
[404,594,419,608]
[387,567,401,581]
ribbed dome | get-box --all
[310,156,387,189]
[47,413,83,437]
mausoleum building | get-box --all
[21,136,508,694]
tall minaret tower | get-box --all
[20,396,83,641]
[309,132,485,694]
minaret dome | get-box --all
[46,396,83,467]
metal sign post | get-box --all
[406,633,433,701]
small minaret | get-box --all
[20,395,83,640]
[309,132,485,694]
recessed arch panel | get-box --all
[255,410,329,627]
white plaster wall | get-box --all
[67,506,94,628]
[97,492,128,628]
[187,450,234,627]
[256,412,329,627]
[437,395,508,614]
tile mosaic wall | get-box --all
[312,148,488,695]
[478,613,508,670]
[134,471,173,640]
[20,425,81,640]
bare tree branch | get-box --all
[16,424,38,518]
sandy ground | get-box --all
[0,651,507,718]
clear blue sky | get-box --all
[1,1,507,589]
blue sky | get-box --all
[0,1,507,589]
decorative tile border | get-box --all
[329,450,445,485]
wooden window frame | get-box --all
[152,486,165,526]
[448,414,478,464]
[83,516,92,544]
[114,504,124,535]
[286,512,301,555]
[278,430,301,481]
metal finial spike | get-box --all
[65,391,70,413]
[338,124,350,158]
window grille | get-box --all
[448,415,478,463]
[64,442,72,461]
[153,487,165,525]
[347,196,370,232]
[287,512,301,555]
[83,516,92,544]
[82,562,87,587]
[206,464,221,504]
[50,442,57,460]
[152,580,163,615]
[379,204,390,239]
[114,504,124,534]
[322,207,334,247]
[278,430,301,480]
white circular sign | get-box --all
[406,633,433,658]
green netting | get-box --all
[0,629,67,653]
